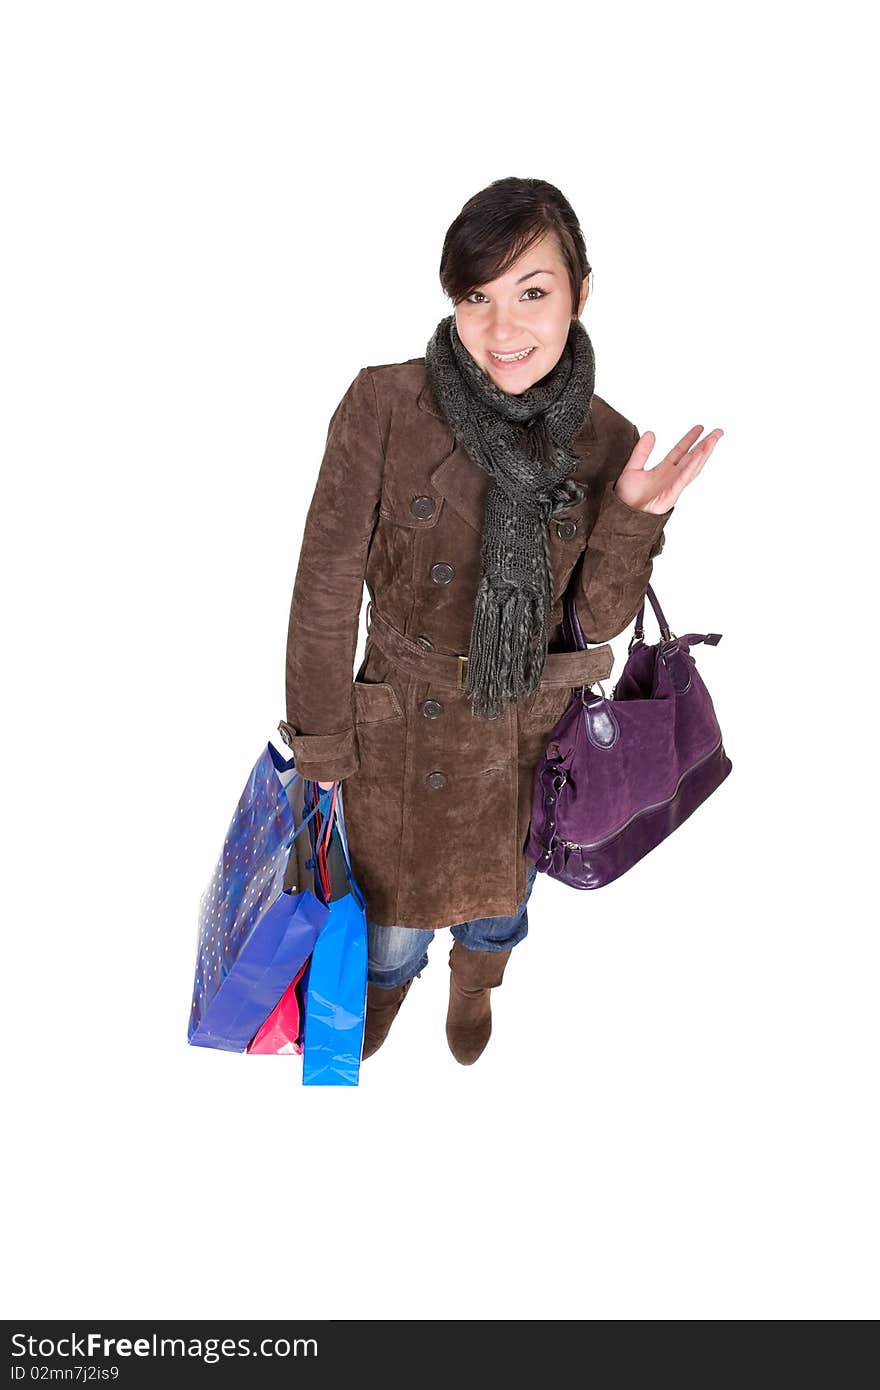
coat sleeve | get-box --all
[573,422,674,643]
[278,367,385,782]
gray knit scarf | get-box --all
[424,313,596,720]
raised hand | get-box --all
[614,425,723,515]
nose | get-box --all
[487,308,527,344]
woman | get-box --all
[278,177,722,1066]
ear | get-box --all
[576,271,591,317]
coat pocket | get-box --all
[352,679,404,723]
[352,679,406,782]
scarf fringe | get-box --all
[464,580,548,720]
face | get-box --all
[453,231,589,394]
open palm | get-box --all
[615,424,723,515]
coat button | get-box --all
[416,634,434,650]
[410,495,435,520]
[555,519,578,540]
[431,562,455,585]
[277,720,295,747]
[421,699,443,719]
[426,770,447,789]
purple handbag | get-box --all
[525,579,732,888]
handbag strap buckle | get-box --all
[457,655,468,689]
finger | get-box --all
[675,431,723,490]
[620,430,656,474]
[686,429,724,466]
[634,429,655,457]
[654,431,723,508]
[664,425,704,468]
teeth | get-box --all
[490,347,535,362]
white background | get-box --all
[2,0,876,1321]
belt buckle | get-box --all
[457,654,468,689]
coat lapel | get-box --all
[417,376,598,535]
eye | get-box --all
[463,286,549,305]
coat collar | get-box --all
[417,376,597,535]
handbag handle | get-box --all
[627,591,724,657]
[562,559,724,678]
[629,585,675,652]
[563,551,674,654]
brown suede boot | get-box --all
[445,942,513,1065]
[361,979,414,1060]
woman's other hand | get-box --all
[615,425,723,514]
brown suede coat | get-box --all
[280,359,673,930]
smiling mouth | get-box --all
[488,347,537,363]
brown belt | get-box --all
[366,602,614,692]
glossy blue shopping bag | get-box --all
[187,741,334,1053]
[301,787,368,1087]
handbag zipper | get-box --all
[556,736,724,851]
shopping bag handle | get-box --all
[280,775,337,852]
[332,786,366,913]
[276,754,364,913]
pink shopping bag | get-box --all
[246,958,309,1055]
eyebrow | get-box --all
[474,268,558,291]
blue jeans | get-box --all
[367,860,539,988]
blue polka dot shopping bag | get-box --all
[187,740,331,1053]
[187,739,368,1085]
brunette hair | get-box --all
[438,177,592,317]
